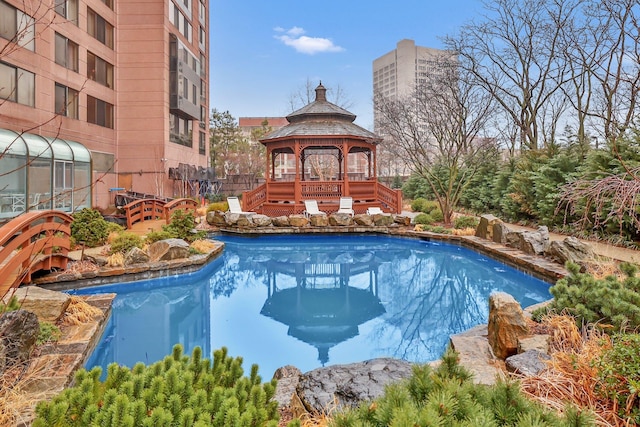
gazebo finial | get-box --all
[315,82,327,102]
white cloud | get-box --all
[274,26,344,55]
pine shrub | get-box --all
[163,210,206,242]
[328,347,593,426]
[532,262,640,332]
[145,230,174,244]
[109,232,144,255]
[413,213,434,225]
[70,208,111,248]
[33,345,285,427]
[206,201,229,213]
[454,216,479,229]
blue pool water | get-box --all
[75,234,551,378]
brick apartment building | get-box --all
[0,0,209,219]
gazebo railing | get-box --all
[301,182,343,200]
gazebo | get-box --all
[240,83,402,216]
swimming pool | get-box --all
[75,234,551,378]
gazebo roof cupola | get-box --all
[261,82,381,142]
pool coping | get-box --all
[33,226,567,292]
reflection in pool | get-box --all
[76,234,551,377]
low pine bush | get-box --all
[163,210,206,242]
[454,215,479,229]
[413,213,434,225]
[206,201,229,213]
[329,347,593,426]
[144,230,174,244]
[109,232,144,255]
[33,345,287,427]
[70,208,111,248]
[532,262,640,332]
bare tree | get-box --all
[375,56,495,225]
[445,0,581,151]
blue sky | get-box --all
[210,1,483,129]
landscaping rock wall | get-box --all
[206,211,412,229]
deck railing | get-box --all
[242,180,402,215]
[0,210,72,298]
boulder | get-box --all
[236,214,255,228]
[353,214,373,226]
[487,292,529,360]
[546,237,594,266]
[394,215,412,226]
[518,334,550,354]
[505,350,550,376]
[124,247,150,265]
[309,214,329,227]
[506,227,549,255]
[328,213,353,226]
[0,310,39,375]
[206,210,226,227]
[450,324,505,385]
[289,215,309,228]
[296,358,414,414]
[148,238,190,262]
[272,365,302,407]
[223,212,240,226]
[252,214,272,227]
[5,286,70,322]
[475,214,502,240]
[373,214,394,226]
[272,216,290,227]
[493,222,511,244]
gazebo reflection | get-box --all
[259,250,386,365]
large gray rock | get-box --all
[493,222,511,244]
[505,350,550,376]
[487,292,529,360]
[328,213,353,226]
[394,215,412,226]
[353,214,374,226]
[272,216,290,227]
[148,238,190,261]
[450,324,505,385]
[475,214,502,239]
[0,310,39,374]
[373,214,394,226]
[309,214,329,227]
[546,237,594,266]
[124,247,150,265]
[5,286,70,322]
[506,227,549,255]
[296,358,414,414]
[289,215,309,227]
[252,214,272,227]
[272,365,302,407]
[206,210,226,227]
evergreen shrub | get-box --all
[145,230,174,244]
[329,347,593,426]
[33,345,285,427]
[532,262,640,332]
[413,213,434,225]
[163,210,206,242]
[109,232,144,255]
[70,208,111,248]
[206,201,229,213]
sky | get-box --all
[210,0,484,130]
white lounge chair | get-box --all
[366,207,384,215]
[337,197,354,216]
[303,200,326,218]
[227,197,254,215]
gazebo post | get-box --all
[342,140,349,197]
[294,140,301,204]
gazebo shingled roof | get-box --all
[261,83,381,142]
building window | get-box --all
[55,83,79,119]
[87,8,114,49]
[199,132,206,155]
[170,113,193,147]
[87,95,114,128]
[199,25,205,50]
[0,1,35,51]
[0,62,34,106]
[87,52,114,88]
[169,2,192,42]
[54,0,78,25]
[199,0,205,23]
[54,33,78,72]
[100,0,114,10]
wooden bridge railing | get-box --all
[164,198,199,222]
[0,210,73,299]
[122,198,166,229]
